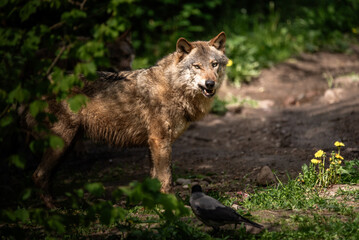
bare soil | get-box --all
[48,46,359,199]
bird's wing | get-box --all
[192,195,239,223]
[191,195,263,228]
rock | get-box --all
[176,178,191,186]
[231,204,240,210]
[258,100,275,110]
[226,103,243,114]
[191,181,199,186]
[284,96,296,106]
[199,180,209,186]
[256,166,276,186]
[321,88,344,104]
[203,177,212,183]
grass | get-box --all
[1,160,358,239]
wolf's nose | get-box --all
[205,80,215,89]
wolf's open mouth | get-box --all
[198,85,216,98]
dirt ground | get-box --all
[44,45,359,200]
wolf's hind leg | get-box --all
[148,137,173,193]
[33,125,79,208]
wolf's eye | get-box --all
[193,64,201,69]
[212,62,218,68]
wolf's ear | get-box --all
[209,32,226,52]
[176,38,193,54]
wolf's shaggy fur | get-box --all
[28,32,228,207]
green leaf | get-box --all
[51,70,81,95]
[9,154,25,169]
[3,209,16,221]
[77,41,106,61]
[0,114,13,127]
[19,0,41,22]
[49,135,64,150]
[74,62,97,77]
[74,189,84,198]
[61,9,87,23]
[0,88,6,99]
[85,182,105,197]
[21,188,32,201]
[0,0,8,7]
[29,100,48,117]
[14,208,30,223]
[21,29,41,56]
[67,94,88,113]
[29,139,47,153]
[143,178,161,193]
[47,215,66,233]
[7,85,30,103]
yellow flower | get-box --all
[329,157,332,161]
[311,159,321,164]
[337,160,342,165]
[226,59,233,67]
[353,28,358,34]
[334,141,345,147]
[314,150,325,158]
[335,154,344,160]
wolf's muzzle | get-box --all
[198,84,216,98]
[205,80,215,90]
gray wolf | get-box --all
[190,185,263,231]
[27,32,228,207]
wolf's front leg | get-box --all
[148,137,173,193]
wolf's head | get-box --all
[173,32,228,98]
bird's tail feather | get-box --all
[239,215,263,228]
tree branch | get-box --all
[46,45,67,77]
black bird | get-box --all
[190,185,263,231]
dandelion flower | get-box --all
[334,141,345,147]
[311,159,321,164]
[226,59,233,67]
[314,150,325,158]
[335,154,344,160]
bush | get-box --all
[0,178,190,239]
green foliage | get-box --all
[223,0,359,85]
[211,95,257,115]
[67,94,88,113]
[114,178,189,221]
[211,96,228,115]
[8,154,26,169]
[1,1,358,238]
[340,159,359,184]
[243,178,321,210]
[257,214,359,240]
[0,179,189,239]
[84,182,105,197]
[297,142,345,188]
